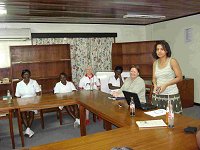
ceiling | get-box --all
[0,0,200,25]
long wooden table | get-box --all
[30,90,200,150]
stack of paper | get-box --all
[136,119,167,128]
[144,109,166,117]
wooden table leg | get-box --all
[17,109,24,147]
[103,120,112,131]
[8,109,15,149]
[40,110,44,129]
[58,108,62,125]
[79,105,86,136]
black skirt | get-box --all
[152,93,182,113]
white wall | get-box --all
[0,40,32,68]
[0,23,146,68]
[146,14,200,103]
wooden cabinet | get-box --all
[10,44,71,95]
[112,41,158,79]
[177,78,194,108]
[0,83,12,98]
[0,68,11,98]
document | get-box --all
[108,96,125,100]
[136,119,167,128]
[0,113,7,117]
[144,109,166,117]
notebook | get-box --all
[122,91,157,110]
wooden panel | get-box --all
[0,68,11,80]
[11,61,71,79]
[112,41,157,79]
[0,68,12,98]
[112,43,122,55]
[123,54,154,64]
[0,84,12,99]
[1,1,200,25]
[122,43,140,54]
[10,44,70,62]
[112,43,123,69]
[177,78,194,108]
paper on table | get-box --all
[136,119,167,128]
[108,96,125,100]
[144,109,166,117]
[0,113,7,117]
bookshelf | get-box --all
[10,44,71,95]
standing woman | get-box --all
[15,69,41,137]
[152,41,183,113]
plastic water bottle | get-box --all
[166,97,170,124]
[130,97,135,117]
[7,90,12,104]
[168,100,174,128]
[90,79,93,91]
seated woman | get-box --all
[79,66,101,90]
[54,72,80,128]
[108,66,124,93]
[112,65,146,103]
[15,69,41,138]
[79,66,101,125]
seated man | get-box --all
[79,66,101,125]
[108,66,124,93]
[15,69,41,138]
[54,72,80,128]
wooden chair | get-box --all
[38,86,63,129]
[39,108,62,129]
[145,84,154,103]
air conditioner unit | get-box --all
[0,28,31,40]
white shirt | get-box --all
[54,81,76,94]
[155,58,178,95]
[108,76,124,87]
[108,76,124,93]
[15,79,41,98]
[79,75,100,90]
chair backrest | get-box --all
[96,71,130,94]
[145,84,154,103]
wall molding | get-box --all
[31,33,117,38]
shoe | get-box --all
[24,127,30,135]
[29,129,34,138]
[59,106,64,110]
[85,119,90,126]
[74,118,80,128]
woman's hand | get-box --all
[111,91,120,97]
[153,85,159,94]
[153,84,157,93]
[158,84,167,94]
